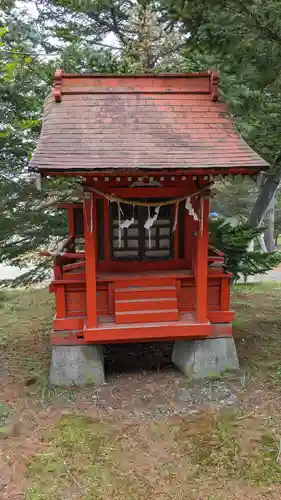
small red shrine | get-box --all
[30,70,267,384]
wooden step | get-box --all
[115,297,177,313]
[115,278,175,289]
[115,309,179,324]
[114,281,179,324]
[115,286,176,301]
[84,312,212,343]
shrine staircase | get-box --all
[114,278,179,324]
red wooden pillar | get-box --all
[103,199,110,263]
[67,207,74,237]
[84,191,97,328]
[195,196,210,323]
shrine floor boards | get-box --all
[1,282,281,500]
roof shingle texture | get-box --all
[29,73,268,172]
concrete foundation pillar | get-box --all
[49,345,105,386]
[172,337,239,379]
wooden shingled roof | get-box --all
[29,70,268,174]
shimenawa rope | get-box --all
[84,182,212,207]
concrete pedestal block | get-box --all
[172,337,239,379]
[49,345,105,386]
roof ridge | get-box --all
[54,69,213,78]
[52,69,219,103]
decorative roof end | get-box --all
[210,70,220,102]
[53,69,64,103]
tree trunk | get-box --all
[248,172,281,228]
[258,233,267,252]
[264,198,275,252]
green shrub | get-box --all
[209,219,281,282]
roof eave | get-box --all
[29,164,267,177]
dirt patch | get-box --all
[1,285,281,498]
[24,409,281,500]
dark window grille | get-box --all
[110,201,174,261]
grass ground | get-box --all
[1,283,281,499]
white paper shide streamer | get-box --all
[85,184,210,244]
[185,197,198,221]
[117,203,135,248]
[144,206,160,248]
[113,194,202,251]
[120,205,135,230]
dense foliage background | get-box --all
[1,0,281,281]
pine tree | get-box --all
[3,0,281,283]
[0,0,187,282]
[211,177,259,222]
[209,219,281,282]
[0,7,55,283]
[161,0,281,229]
[0,2,129,283]
[36,0,186,72]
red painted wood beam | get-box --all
[55,286,66,318]
[39,251,84,260]
[67,207,75,237]
[103,198,110,264]
[87,186,195,198]
[84,192,97,328]
[51,332,84,345]
[208,311,234,323]
[58,203,83,209]
[195,196,209,323]
[220,277,231,311]
[41,168,261,177]
[83,323,212,343]
[53,316,85,330]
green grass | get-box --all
[0,402,13,425]
[0,401,14,437]
[0,290,7,306]
[178,409,280,484]
[232,281,281,385]
[1,283,281,499]
[0,288,75,402]
[0,288,53,383]
[26,414,160,500]
[26,415,117,500]
[25,409,281,500]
